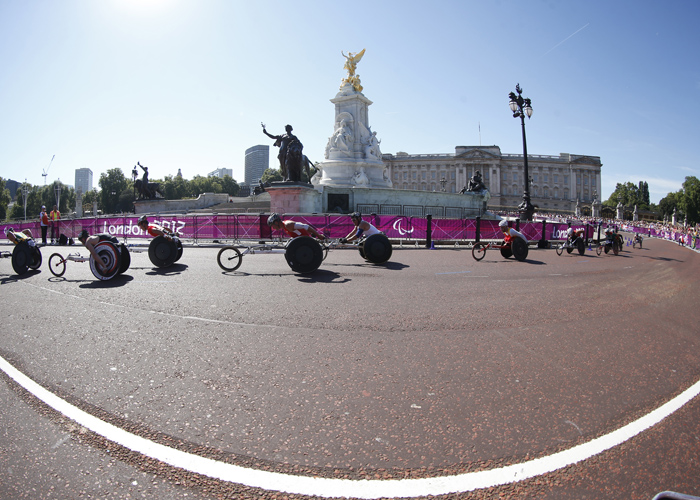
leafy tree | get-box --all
[98,168,129,214]
[0,178,10,220]
[9,182,41,220]
[162,175,189,200]
[40,180,75,215]
[658,191,681,220]
[261,168,283,184]
[118,191,135,213]
[220,175,240,196]
[603,182,639,207]
[679,176,700,226]
[639,181,650,207]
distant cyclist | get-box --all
[267,213,325,240]
[340,212,381,243]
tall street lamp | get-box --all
[54,180,62,210]
[508,83,534,220]
[22,180,29,221]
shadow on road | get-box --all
[78,274,135,289]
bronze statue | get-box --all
[465,170,487,192]
[262,123,308,182]
[134,162,163,199]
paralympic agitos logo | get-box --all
[392,218,414,236]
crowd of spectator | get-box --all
[492,209,700,251]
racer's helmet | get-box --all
[267,213,281,227]
[349,212,361,221]
[138,215,148,225]
[605,227,613,235]
[4,227,13,235]
[566,227,574,236]
[78,229,89,242]
[498,219,509,228]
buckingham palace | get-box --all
[382,145,602,213]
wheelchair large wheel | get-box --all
[117,243,131,274]
[148,236,177,267]
[360,234,392,264]
[577,239,586,256]
[217,246,242,271]
[28,246,42,270]
[284,236,323,274]
[89,241,121,280]
[500,242,513,259]
[512,238,529,262]
[173,239,183,263]
[11,242,32,275]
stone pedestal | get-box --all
[267,182,322,214]
[315,84,391,189]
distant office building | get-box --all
[5,179,21,200]
[208,167,233,178]
[245,145,269,186]
[74,168,93,194]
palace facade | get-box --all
[382,146,602,213]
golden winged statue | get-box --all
[341,49,366,92]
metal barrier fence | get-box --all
[1,214,622,247]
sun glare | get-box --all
[114,0,173,16]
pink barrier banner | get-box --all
[2,216,695,248]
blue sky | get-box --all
[1,0,698,204]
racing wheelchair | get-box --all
[49,239,131,280]
[472,237,529,262]
[556,234,586,256]
[1,241,43,275]
[217,236,325,274]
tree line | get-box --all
[1,168,240,221]
[603,177,700,225]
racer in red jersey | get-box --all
[267,213,325,240]
[137,215,177,240]
[499,219,528,244]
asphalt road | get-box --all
[1,234,699,499]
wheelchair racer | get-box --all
[137,215,177,240]
[78,229,120,273]
[566,227,585,244]
[499,219,528,245]
[5,227,35,246]
[340,212,381,243]
[267,213,325,240]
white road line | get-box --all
[2,353,699,499]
